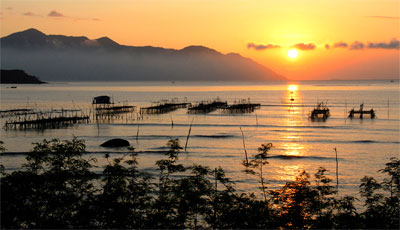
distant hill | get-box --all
[0,69,46,84]
[0,28,285,82]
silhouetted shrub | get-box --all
[1,138,399,229]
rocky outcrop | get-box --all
[1,69,46,84]
[100,138,130,148]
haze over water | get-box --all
[1,80,399,197]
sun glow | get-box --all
[288,49,299,59]
[288,85,298,91]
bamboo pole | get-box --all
[255,112,258,126]
[170,114,174,128]
[388,99,390,119]
[345,100,347,123]
[334,147,339,190]
[240,127,249,165]
[184,118,194,151]
[136,122,140,141]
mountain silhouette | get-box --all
[1,28,285,81]
[0,69,46,84]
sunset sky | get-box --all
[1,0,399,80]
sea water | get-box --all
[1,80,399,197]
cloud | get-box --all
[48,10,64,17]
[46,10,101,21]
[293,43,316,50]
[365,16,400,20]
[75,17,101,21]
[247,42,280,50]
[23,12,40,17]
[249,39,399,52]
[368,39,399,49]
[333,42,348,48]
[349,41,365,50]
[328,39,399,50]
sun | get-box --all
[288,49,299,59]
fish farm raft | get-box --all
[3,109,89,130]
[140,99,191,114]
[92,95,136,121]
[348,104,376,119]
[221,99,261,114]
[188,100,228,114]
[309,102,330,121]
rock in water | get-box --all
[100,138,130,147]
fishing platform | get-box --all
[3,109,89,130]
[140,99,191,115]
[221,99,261,114]
[348,104,376,119]
[92,96,135,120]
[309,102,330,121]
[187,99,227,114]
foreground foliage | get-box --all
[1,138,399,229]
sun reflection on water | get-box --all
[281,142,304,156]
[274,85,308,181]
[277,165,305,182]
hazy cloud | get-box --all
[350,41,365,50]
[23,12,40,17]
[250,39,399,52]
[247,42,280,50]
[48,10,64,17]
[293,43,316,50]
[328,39,399,50]
[83,39,100,46]
[368,39,399,49]
[365,15,400,20]
[333,42,348,48]
[46,10,100,21]
[75,17,101,21]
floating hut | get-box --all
[92,96,135,120]
[188,99,227,114]
[348,104,376,119]
[93,95,112,104]
[221,99,261,114]
[309,102,330,121]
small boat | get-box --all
[10,86,17,89]
[310,102,330,121]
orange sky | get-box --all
[1,0,399,80]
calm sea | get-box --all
[1,80,399,197]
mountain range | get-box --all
[0,28,285,82]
